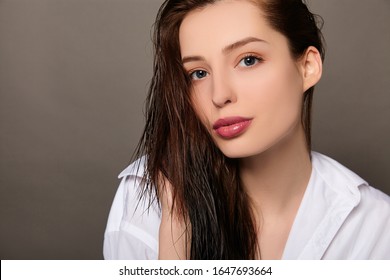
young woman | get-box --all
[104,0,390,259]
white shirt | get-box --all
[103,152,390,259]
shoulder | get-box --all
[311,151,367,193]
[311,152,390,258]
[118,155,147,179]
[334,184,390,258]
[312,151,390,212]
[354,183,390,223]
[110,156,154,221]
[103,156,161,260]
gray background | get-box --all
[0,0,389,259]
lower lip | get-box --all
[214,120,252,139]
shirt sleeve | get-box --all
[103,174,160,260]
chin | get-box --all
[215,135,279,159]
[217,143,266,159]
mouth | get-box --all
[213,116,253,139]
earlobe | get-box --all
[301,46,322,92]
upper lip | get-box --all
[213,116,253,130]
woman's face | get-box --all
[179,0,309,158]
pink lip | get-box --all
[213,117,253,139]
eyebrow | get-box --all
[182,36,268,64]
[182,55,205,64]
[223,36,268,54]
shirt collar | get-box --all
[118,156,146,179]
[282,151,368,259]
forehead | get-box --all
[179,0,279,56]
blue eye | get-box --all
[190,70,208,80]
[238,55,262,67]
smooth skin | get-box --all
[159,0,322,259]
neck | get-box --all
[239,125,312,218]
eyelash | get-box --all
[189,69,208,81]
[237,54,264,68]
[188,54,264,81]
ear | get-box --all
[300,46,322,92]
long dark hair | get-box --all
[134,0,325,259]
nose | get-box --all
[211,73,236,108]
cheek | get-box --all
[270,70,303,137]
[271,72,301,112]
[239,63,303,128]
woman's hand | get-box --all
[158,179,190,259]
